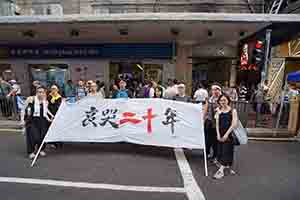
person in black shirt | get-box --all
[47,85,63,149]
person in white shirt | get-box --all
[149,81,157,98]
[164,79,178,99]
[88,82,104,99]
[8,80,21,96]
[193,83,208,103]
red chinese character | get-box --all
[119,112,142,125]
[142,108,157,134]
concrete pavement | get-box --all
[0,131,299,200]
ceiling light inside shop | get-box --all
[136,64,143,71]
[4,69,12,73]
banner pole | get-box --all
[203,141,208,177]
[30,136,47,167]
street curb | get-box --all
[248,137,299,142]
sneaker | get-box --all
[29,153,36,159]
[49,144,57,149]
[229,169,236,175]
[40,151,46,157]
[213,169,224,179]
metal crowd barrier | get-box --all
[231,100,289,129]
[0,96,24,120]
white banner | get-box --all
[45,97,205,149]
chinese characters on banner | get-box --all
[45,97,205,149]
[82,106,176,135]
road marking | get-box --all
[174,148,206,200]
[0,177,186,193]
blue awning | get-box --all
[287,71,300,82]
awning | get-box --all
[0,13,299,45]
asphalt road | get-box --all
[0,131,299,200]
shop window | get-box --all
[32,4,63,15]
[29,64,69,90]
[0,64,15,81]
[93,6,110,14]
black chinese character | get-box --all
[100,109,119,129]
[162,108,179,135]
[82,106,99,127]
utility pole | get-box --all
[261,29,272,83]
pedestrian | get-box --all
[88,82,104,99]
[238,82,248,101]
[193,82,208,103]
[149,81,157,98]
[116,80,131,99]
[47,84,63,149]
[205,83,222,163]
[142,80,151,98]
[63,80,76,103]
[31,80,41,96]
[173,83,191,102]
[253,85,264,125]
[154,86,164,98]
[110,84,119,99]
[76,80,87,101]
[165,79,178,99]
[0,77,12,117]
[23,86,53,159]
[223,81,238,102]
[8,79,21,96]
[214,94,238,179]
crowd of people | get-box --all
[20,77,248,180]
[0,76,278,179]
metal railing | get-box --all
[231,100,289,129]
[0,95,24,120]
[0,96,290,130]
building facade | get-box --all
[1,0,290,96]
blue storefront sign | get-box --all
[0,43,173,59]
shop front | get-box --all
[0,43,173,95]
[0,13,296,95]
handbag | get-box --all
[233,120,248,145]
[231,132,240,146]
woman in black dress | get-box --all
[214,94,238,179]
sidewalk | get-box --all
[0,120,21,129]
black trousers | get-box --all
[26,117,48,154]
[204,120,218,159]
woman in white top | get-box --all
[88,82,104,99]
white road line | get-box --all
[0,177,186,194]
[174,148,206,200]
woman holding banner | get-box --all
[23,86,53,159]
[214,94,238,179]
